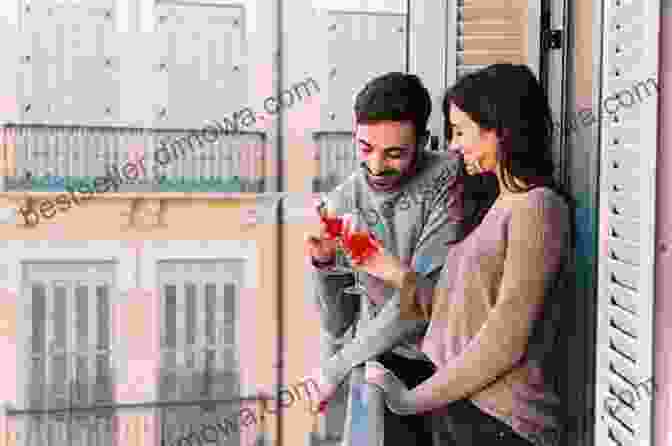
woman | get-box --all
[344,63,574,446]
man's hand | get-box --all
[305,199,340,264]
[305,232,339,264]
[293,368,339,414]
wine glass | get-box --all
[316,195,344,241]
[315,195,351,275]
[340,212,382,295]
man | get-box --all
[304,72,469,445]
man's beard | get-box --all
[362,149,418,191]
[362,163,402,187]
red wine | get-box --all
[322,215,344,239]
[343,231,379,262]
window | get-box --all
[22,262,115,446]
[158,260,242,445]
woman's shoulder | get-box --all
[505,186,569,212]
[499,187,571,238]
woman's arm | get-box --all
[349,251,436,322]
[366,192,570,415]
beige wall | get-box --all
[0,192,283,446]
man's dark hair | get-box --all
[354,72,432,140]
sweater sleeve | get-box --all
[321,268,441,386]
[318,159,465,386]
[376,190,570,414]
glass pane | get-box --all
[26,416,44,446]
[203,350,216,397]
[185,282,196,346]
[71,416,87,446]
[76,285,88,351]
[185,349,196,369]
[162,350,176,369]
[76,355,88,405]
[50,354,68,408]
[223,283,235,324]
[48,420,64,445]
[205,284,216,345]
[29,357,45,409]
[220,347,235,371]
[221,323,235,346]
[212,370,238,398]
[160,368,177,400]
[52,285,67,351]
[164,285,176,348]
[96,285,109,350]
[95,354,111,402]
[181,365,198,399]
[31,284,46,354]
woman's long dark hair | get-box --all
[444,63,575,240]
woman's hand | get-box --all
[345,235,412,289]
[364,361,418,416]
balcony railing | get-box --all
[4,394,272,446]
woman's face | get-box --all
[447,103,498,175]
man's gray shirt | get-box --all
[312,149,466,386]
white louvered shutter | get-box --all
[594,1,661,445]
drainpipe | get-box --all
[274,0,286,444]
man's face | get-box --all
[354,120,421,189]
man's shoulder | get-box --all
[412,150,463,189]
[422,149,462,172]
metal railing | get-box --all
[4,395,272,446]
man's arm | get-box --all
[310,183,360,360]
[312,265,358,352]
[320,268,440,386]
[321,158,466,386]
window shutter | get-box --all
[456,0,526,79]
[594,1,661,446]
